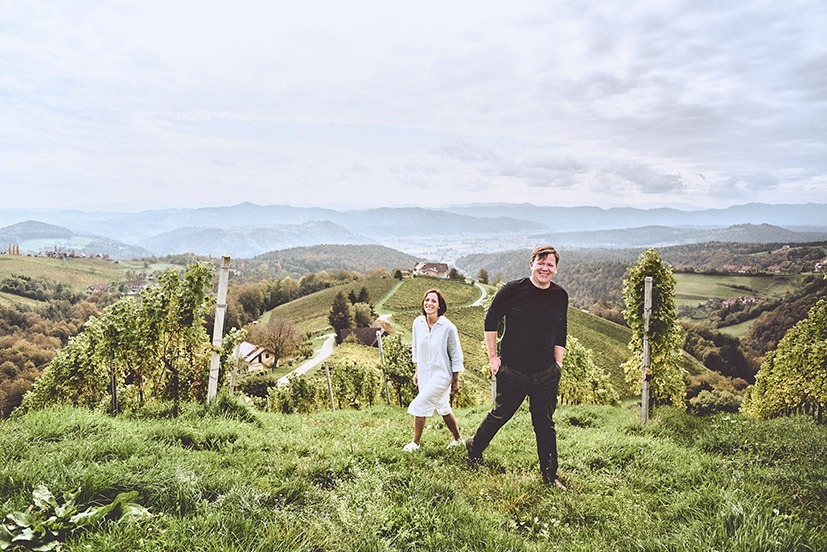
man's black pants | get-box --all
[470,363,561,480]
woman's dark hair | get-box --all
[421,288,448,317]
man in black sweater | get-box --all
[466,245,568,489]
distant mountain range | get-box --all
[443,202,827,231]
[1,202,825,260]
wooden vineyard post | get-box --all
[207,256,231,405]
[642,276,652,424]
[377,330,391,404]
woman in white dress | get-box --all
[403,288,464,451]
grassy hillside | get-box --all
[381,277,482,312]
[0,290,44,308]
[0,255,184,296]
[674,272,803,307]
[253,244,420,275]
[1,403,824,551]
[567,308,633,394]
[264,278,399,335]
[0,256,128,294]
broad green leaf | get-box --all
[32,485,57,510]
[7,511,34,528]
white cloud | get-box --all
[0,0,825,211]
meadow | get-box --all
[716,318,755,339]
[379,277,482,316]
[265,278,399,336]
[673,273,802,308]
[1,401,824,551]
[0,255,184,302]
[0,256,128,294]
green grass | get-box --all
[1,404,824,551]
[0,290,45,308]
[264,278,398,336]
[0,255,140,294]
[718,318,756,338]
[381,278,482,312]
[675,273,802,307]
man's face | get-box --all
[530,254,558,287]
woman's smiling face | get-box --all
[423,292,440,315]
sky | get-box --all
[1,1,826,212]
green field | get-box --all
[0,255,188,297]
[674,272,802,307]
[283,276,632,401]
[381,277,482,312]
[0,255,133,293]
[568,308,633,394]
[1,403,824,550]
[0,290,46,308]
[264,278,399,336]
[271,276,635,398]
[717,318,755,338]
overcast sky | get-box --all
[2,1,826,212]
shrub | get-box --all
[689,389,742,416]
[207,391,262,426]
[235,372,280,399]
[269,374,328,414]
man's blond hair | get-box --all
[530,245,559,264]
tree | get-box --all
[356,286,370,304]
[742,299,827,419]
[448,267,464,281]
[380,333,417,407]
[234,283,265,322]
[352,303,374,328]
[622,248,686,408]
[248,316,304,368]
[328,291,353,342]
[477,269,489,285]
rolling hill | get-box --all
[253,244,420,275]
[0,220,152,260]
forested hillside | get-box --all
[253,244,420,277]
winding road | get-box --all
[276,333,336,387]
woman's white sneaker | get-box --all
[402,441,420,452]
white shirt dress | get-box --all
[407,315,464,417]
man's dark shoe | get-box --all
[465,437,482,467]
[542,471,567,490]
